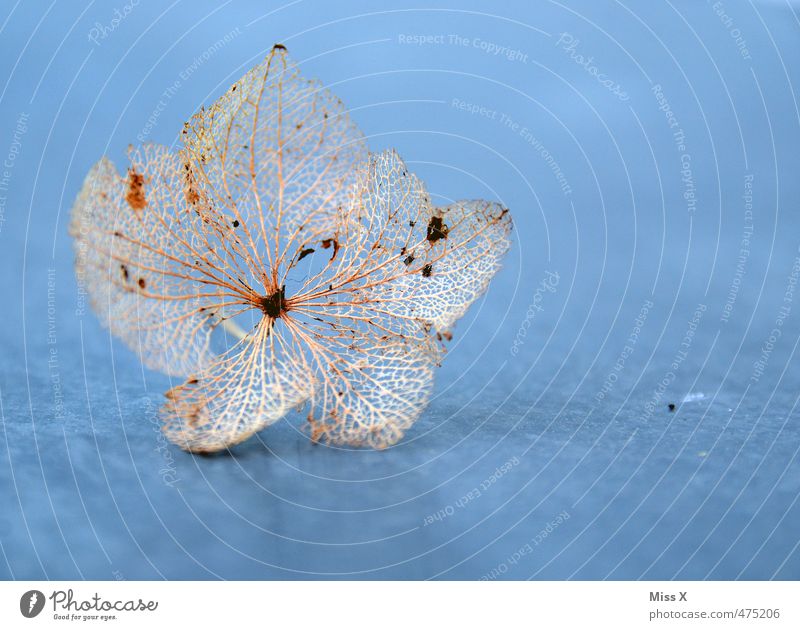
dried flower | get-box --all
[70,45,512,453]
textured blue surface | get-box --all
[1,0,799,579]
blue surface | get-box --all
[1,0,799,579]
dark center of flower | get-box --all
[260,285,287,318]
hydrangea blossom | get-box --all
[70,45,512,453]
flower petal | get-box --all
[296,150,512,334]
[161,317,314,452]
[287,313,437,449]
[180,45,367,286]
[386,198,513,332]
[286,150,511,448]
[70,145,260,376]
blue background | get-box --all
[1,0,799,579]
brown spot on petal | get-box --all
[297,247,315,262]
[183,163,200,205]
[126,168,146,211]
[426,215,448,243]
[321,237,340,261]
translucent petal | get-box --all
[305,338,436,449]
[69,145,256,376]
[297,150,512,335]
[384,198,513,332]
[161,318,314,453]
[180,45,367,287]
[286,150,511,448]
